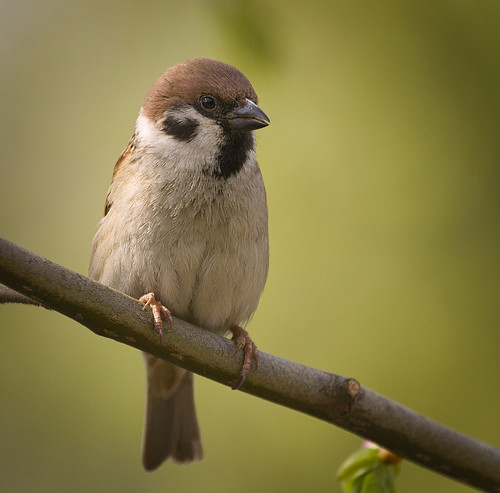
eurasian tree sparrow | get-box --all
[88,58,269,470]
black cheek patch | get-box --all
[163,116,199,142]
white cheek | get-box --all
[134,109,223,172]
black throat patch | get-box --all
[212,129,254,180]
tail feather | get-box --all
[142,366,202,470]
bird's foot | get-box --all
[229,325,259,390]
[139,292,172,340]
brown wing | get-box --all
[104,136,136,216]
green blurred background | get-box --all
[1,1,499,491]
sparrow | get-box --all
[88,58,270,471]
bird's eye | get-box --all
[200,95,216,110]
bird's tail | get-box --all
[142,355,202,470]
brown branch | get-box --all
[0,284,43,306]
[0,237,499,492]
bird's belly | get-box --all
[159,238,266,335]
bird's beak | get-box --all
[226,98,270,131]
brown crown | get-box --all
[142,58,259,121]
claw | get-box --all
[139,293,172,340]
[229,325,259,389]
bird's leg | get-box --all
[139,293,173,339]
[229,325,259,389]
